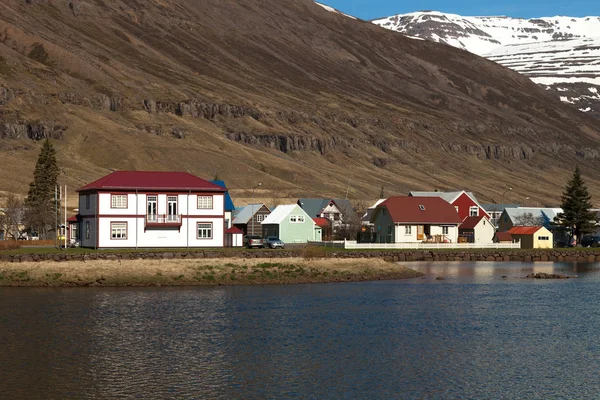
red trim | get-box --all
[95,194,99,249]
[110,193,128,209]
[110,221,128,240]
[97,214,224,219]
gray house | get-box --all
[297,198,353,233]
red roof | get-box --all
[495,232,514,242]
[508,226,544,235]
[459,215,485,230]
[377,196,462,224]
[77,171,226,192]
[313,217,331,228]
[67,214,80,222]
[225,226,243,234]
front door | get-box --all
[167,196,177,222]
[147,196,158,222]
[417,225,425,240]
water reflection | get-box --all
[3,263,600,399]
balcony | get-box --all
[145,214,182,228]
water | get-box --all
[2,262,600,399]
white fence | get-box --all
[309,240,521,250]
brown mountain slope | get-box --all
[0,0,599,205]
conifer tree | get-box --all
[24,139,59,239]
[556,166,595,244]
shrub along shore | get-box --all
[0,258,423,287]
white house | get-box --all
[370,196,462,243]
[458,215,495,244]
[76,171,226,248]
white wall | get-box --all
[394,225,417,243]
[97,193,225,216]
[474,219,496,244]
[430,225,459,243]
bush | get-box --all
[0,240,22,251]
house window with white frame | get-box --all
[256,214,264,223]
[298,215,305,223]
[538,236,549,241]
[110,222,127,240]
[442,226,449,235]
[405,226,412,235]
[197,196,213,209]
[469,206,479,217]
[290,216,297,223]
[111,194,127,209]
[197,223,213,239]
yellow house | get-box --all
[508,226,553,249]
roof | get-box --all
[376,196,462,224]
[503,207,563,225]
[459,215,485,230]
[508,226,545,235]
[409,190,481,206]
[232,204,268,225]
[297,198,353,217]
[210,180,235,211]
[67,215,80,222]
[225,226,243,234]
[313,217,331,228]
[77,171,226,192]
[262,204,312,225]
[495,232,514,242]
[481,204,520,212]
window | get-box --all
[290,216,297,223]
[538,236,549,241]
[419,205,425,211]
[405,226,412,235]
[71,224,79,240]
[85,221,90,240]
[197,223,213,239]
[197,196,213,209]
[290,215,305,223]
[454,206,459,213]
[442,226,449,235]
[256,214,264,223]
[469,206,479,217]
[298,215,305,223]
[110,222,127,240]
[86,195,90,209]
[111,194,127,209]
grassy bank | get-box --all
[0,258,423,287]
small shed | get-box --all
[225,226,244,247]
[494,231,514,244]
[508,226,553,249]
[459,215,495,244]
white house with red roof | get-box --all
[458,215,495,245]
[76,171,226,248]
[371,196,462,243]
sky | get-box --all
[318,0,600,20]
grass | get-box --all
[0,258,423,287]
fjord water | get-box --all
[2,262,600,399]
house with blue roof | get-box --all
[210,180,235,229]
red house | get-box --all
[409,191,490,221]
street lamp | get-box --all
[251,183,262,236]
[525,197,530,207]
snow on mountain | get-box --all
[370,11,600,118]
[315,2,357,20]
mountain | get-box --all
[371,12,600,118]
[1,0,600,205]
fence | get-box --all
[309,240,521,250]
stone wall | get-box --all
[2,249,600,263]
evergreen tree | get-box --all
[555,166,595,244]
[24,139,59,239]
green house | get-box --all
[261,204,322,243]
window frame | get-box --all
[442,226,449,235]
[256,214,264,223]
[197,195,213,210]
[111,194,128,209]
[297,215,305,223]
[197,222,213,239]
[469,206,479,217]
[86,195,90,210]
[290,215,297,223]
[110,222,128,240]
[85,221,90,240]
[405,225,412,235]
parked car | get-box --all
[243,235,263,248]
[582,235,600,247]
[263,237,284,249]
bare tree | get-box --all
[335,200,368,240]
[513,212,545,226]
[0,193,25,240]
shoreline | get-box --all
[0,258,424,287]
